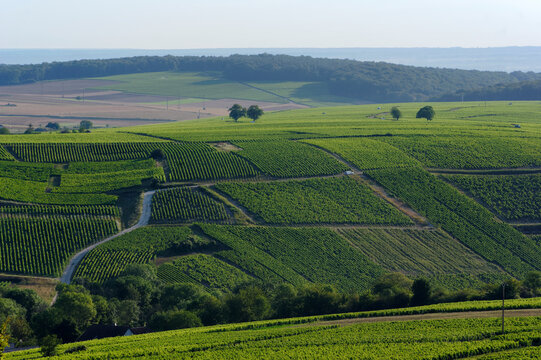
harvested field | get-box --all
[0,80,305,132]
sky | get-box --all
[2,0,541,49]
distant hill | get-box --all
[433,79,541,102]
[1,54,541,103]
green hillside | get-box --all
[0,100,539,288]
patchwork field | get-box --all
[0,100,539,298]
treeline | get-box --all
[433,79,541,101]
[1,54,540,102]
[1,264,540,347]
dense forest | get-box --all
[433,79,541,102]
[1,54,540,102]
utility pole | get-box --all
[501,283,505,335]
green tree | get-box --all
[411,278,432,306]
[390,106,402,121]
[149,310,202,331]
[39,335,61,357]
[54,291,96,330]
[45,122,60,130]
[0,126,9,135]
[0,318,10,359]
[79,120,93,130]
[228,104,246,122]
[246,105,264,122]
[416,106,435,121]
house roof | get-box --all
[77,325,149,342]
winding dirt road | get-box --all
[59,190,156,284]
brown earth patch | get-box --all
[0,273,58,303]
[210,142,243,152]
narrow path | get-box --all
[301,309,541,328]
[59,190,156,284]
[302,142,432,227]
[238,82,310,107]
[428,167,541,175]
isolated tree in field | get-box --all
[45,122,60,130]
[416,106,435,121]
[79,120,93,130]
[390,106,402,121]
[0,126,9,135]
[246,105,264,122]
[228,104,246,122]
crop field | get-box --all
[337,228,506,290]
[0,160,56,181]
[150,187,231,223]
[157,254,252,292]
[443,174,541,221]
[233,140,349,177]
[200,224,384,292]
[216,176,412,225]
[304,137,422,170]
[383,135,541,169]
[366,167,541,277]
[7,314,541,359]
[0,100,539,296]
[160,142,259,182]
[0,204,119,217]
[94,71,288,103]
[74,226,198,283]
[0,216,118,276]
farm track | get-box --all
[238,82,310,107]
[301,142,433,227]
[59,190,156,284]
[428,167,541,175]
[301,309,541,328]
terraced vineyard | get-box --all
[150,187,231,223]
[216,176,412,225]
[444,174,541,221]
[233,140,348,177]
[0,146,14,161]
[0,216,118,276]
[0,204,119,217]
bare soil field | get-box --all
[0,80,306,132]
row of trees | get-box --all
[228,104,264,122]
[389,106,435,121]
[1,264,539,348]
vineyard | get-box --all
[216,176,412,225]
[157,254,252,292]
[366,167,541,277]
[0,160,55,181]
[74,226,216,283]
[0,216,118,276]
[336,228,506,289]
[7,314,541,359]
[444,174,541,221]
[233,140,348,177]
[304,137,422,170]
[150,187,231,223]
[0,204,119,217]
[0,146,14,161]
[160,142,260,182]
[382,135,541,169]
[200,224,385,292]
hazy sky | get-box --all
[2,0,540,48]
